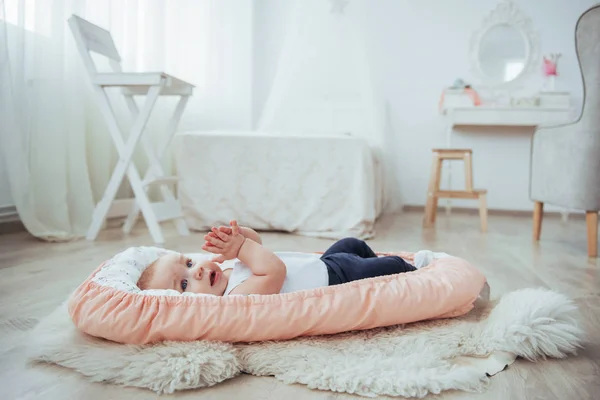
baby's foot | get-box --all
[414,250,452,269]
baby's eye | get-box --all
[181,279,188,291]
[186,259,193,268]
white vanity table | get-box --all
[441,0,574,133]
[444,105,573,128]
[441,100,574,150]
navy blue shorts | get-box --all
[321,238,416,285]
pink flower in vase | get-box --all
[543,53,561,77]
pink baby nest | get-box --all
[68,250,486,344]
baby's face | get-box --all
[145,254,228,296]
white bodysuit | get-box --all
[222,252,329,295]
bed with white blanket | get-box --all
[172,131,384,239]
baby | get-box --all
[138,220,450,296]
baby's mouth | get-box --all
[209,270,216,286]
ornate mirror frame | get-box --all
[469,0,541,91]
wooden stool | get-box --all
[423,148,488,232]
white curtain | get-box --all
[258,0,399,212]
[0,0,248,241]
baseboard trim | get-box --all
[401,205,586,220]
[0,205,19,222]
[0,205,26,235]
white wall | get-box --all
[253,0,595,211]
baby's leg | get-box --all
[321,238,378,259]
[322,253,416,285]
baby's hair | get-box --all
[137,260,159,290]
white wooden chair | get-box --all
[68,14,192,244]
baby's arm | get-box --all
[232,239,286,295]
[203,221,285,295]
[238,227,262,244]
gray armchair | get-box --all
[530,4,600,257]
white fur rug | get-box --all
[26,288,585,398]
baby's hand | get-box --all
[206,223,234,239]
[206,225,233,246]
[202,220,245,262]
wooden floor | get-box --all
[0,211,599,399]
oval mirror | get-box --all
[478,24,528,83]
